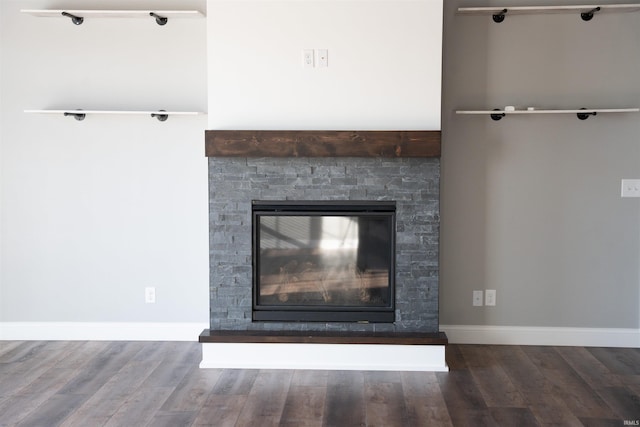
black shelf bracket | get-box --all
[577,108,597,120]
[149,12,168,26]
[493,9,508,23]
[581,7,601,21]
[61,11,84,25]
[151,110,168,121]
[491,109,506,121]
[64,111,86,121]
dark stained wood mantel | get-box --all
[205,130,441,158]
[199,329,448,346]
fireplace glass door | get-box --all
[252,201,395,322]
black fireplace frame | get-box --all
[252,200,396,323]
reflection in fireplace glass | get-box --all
[259,215,390,307]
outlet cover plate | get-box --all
[303,49,314,68]
[485,289,496,306]
[473,290,483,306]
[145,287,156,304]
[317,49,328,67]
[621,179,640,197]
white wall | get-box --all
[207,0,443,130]
[0,2,4,314]
[4,0,637,346]
[1,0,444,340]
[0,2,4,316]
[0,0,209,337]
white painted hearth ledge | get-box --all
[200,343,448,372]
[199,330,449,371]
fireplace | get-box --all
[203,130,441,334]
[200,130,447,371]
[253,200,396,323]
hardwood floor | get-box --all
[0,341,638,426]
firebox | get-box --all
[252,201,396,323]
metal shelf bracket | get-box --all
[61,11,84,25]
[491,109,506,121]
[493,8,508,23]
[149,12,168,26]
[577,108,597,120]
[151,110,169,121]
[581,7,601,21]
[63,111,86,121]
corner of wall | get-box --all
[0,0,5,322]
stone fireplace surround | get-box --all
[200,130,448,371]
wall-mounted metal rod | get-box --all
[581,7,601,21]
[493,9,508,23]
[64,111,86,121]
[61,11,84,25]
[149,12,168,26]
[151,111,168,121]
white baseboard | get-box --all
[440,324,640,348]
[0,322,209,341]
[200,342,448,371]
[4,322,637,349]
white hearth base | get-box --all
[200,342,448,372]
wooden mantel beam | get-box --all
[205,130,441,158]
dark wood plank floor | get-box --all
[0,341,638,426]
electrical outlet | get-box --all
[303,49,314,68]
[621,179,640,198]
[485,289,496,306]
[145,287,156,304]
[473,290,483,306]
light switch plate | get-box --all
[317,49,328,68]
[485,289,496,306]
[473,290,483,306]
